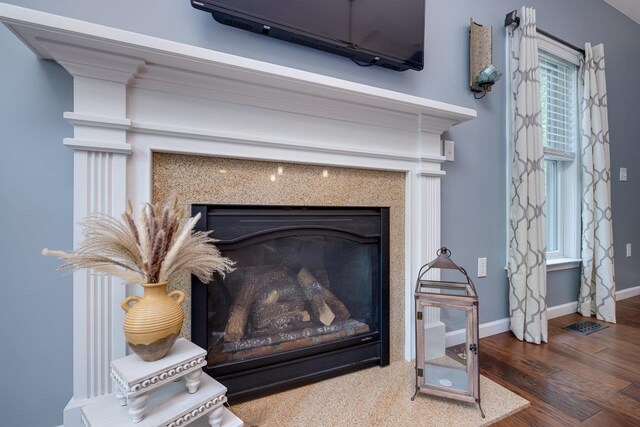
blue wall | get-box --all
[1,0,639,425]
[0,23,74,427]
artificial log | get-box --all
[209,321,371,364]
[223,319,367,352]
[297,267,335,326]
[322,287,350,321]
[224,265,289,342]
[254,276,302,306]
[313,269,331,289]
[225,265,290,296]
[252,300,308,328]
[309,268,349,319]
[223,277,257,342]
[247,312,312,336]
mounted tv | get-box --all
[190,0,425,71]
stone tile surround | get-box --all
[152,153,406,362]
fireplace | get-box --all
[0,7,476,423]
[191,205,390,401]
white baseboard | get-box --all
[446,303,572,346]
[547,301,579,319]
[445,317,511,347]
[544,284,640,320]
[444,285,640,346]
[617,284,640,300]
[446,286,640,346]
[478,317,511,338]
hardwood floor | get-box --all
[480,296,640,426]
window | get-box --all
[507,33,582,271]
[539,47,580,263]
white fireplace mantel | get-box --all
[0,3,475,426]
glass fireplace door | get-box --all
[191,205,390,400]
[207,232,379,364]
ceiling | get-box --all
[604,0,640,24]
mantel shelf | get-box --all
[0,2,475,134]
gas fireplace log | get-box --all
[252,300,308,329]
[224,277,258,342]
[247,312,312,336]
[224,265,289,342]
[297,267,336,326]
[254,276,303,306]
[209,321,371,364]
[222,319,368,352]
[322,287,350,321]
[226,265,290,295]
[308,268,349,319]
[313,269,331,289]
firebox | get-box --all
[191,205,390,401]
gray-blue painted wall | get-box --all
[1,0,638,425]
[0,22,74,426]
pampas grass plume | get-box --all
[43,198,234,285]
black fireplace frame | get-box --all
[191,205,390,402]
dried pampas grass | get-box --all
[43,199,234,285]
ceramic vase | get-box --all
[121,282,185,361]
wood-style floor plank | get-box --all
[620,383,640,402]
[482,329,632,392]
[480,351,602,422]
[548,370,640,422]
[582,409,640,427]
[483,295,640,426]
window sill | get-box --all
[547,258,581,272]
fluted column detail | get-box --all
[407,167,445,360]
[56,46,141,427]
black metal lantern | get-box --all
[411,247,484,418]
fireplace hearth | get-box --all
[191,205,390,401]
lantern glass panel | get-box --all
[420,304,472,394]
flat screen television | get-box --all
[190,0,425,71]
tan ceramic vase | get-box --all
[121,282,185,361]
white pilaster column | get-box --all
[43,41,144,427]
[416,172,446,360]
[68,146,130,396]
[418,173,442,285]
[406,127,446,361]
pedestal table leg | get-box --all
[113,380,127,406]
[128,393,149,423]
[207,405,224,427]
[185,369,203,394]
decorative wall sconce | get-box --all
[469,18,501,99]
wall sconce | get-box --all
[469,18,501,99]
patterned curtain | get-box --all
[507,6,547,344]
[579,43,616,323]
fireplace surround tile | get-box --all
[152,153,406,362]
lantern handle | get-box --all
[436,247,452,257]
[415,247,478,294]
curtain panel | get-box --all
[579,43,616,323]
[507,6,548,344]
